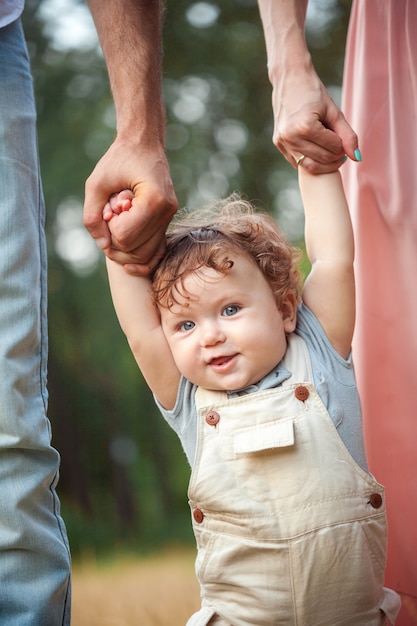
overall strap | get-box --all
[195,387,227,412]
[282,332,313,385]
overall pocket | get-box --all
[232,415,309,502]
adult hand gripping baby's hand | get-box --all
[102,189,161,276]
[84,136,177,275]
[271,70,360,173]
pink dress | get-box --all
[342,2,417,623]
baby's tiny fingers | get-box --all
[103,201,113,222]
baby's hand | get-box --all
[103,190,134,222]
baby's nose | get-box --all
[200,321,225,346]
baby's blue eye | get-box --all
[180,320,195,332]
[222,305,239,317]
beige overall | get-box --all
[186,334,400,626]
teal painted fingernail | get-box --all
[354,149,362,161]
[342,155,348,162]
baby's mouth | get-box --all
[209,354,236,367]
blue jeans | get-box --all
[0,19,71,625]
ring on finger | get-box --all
[296,154,306,166]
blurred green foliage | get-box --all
[21,0,350,556]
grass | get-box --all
[71,547,201,626]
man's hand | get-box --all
[83,136,177,274]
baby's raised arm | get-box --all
[299,167,355,358]
[105,192,181,409]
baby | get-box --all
[103,168,400,625]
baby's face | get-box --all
[159,250,296,392]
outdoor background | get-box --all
[23,0,349,577]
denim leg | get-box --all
[0,19,71,625]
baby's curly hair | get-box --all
[151,194,302,318]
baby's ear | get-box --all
[281,292,298,332]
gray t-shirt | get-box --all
[156,303,369,472]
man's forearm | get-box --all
[87,0,165,144]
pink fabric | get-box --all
[342,2,417,624]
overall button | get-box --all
[295,386,309,402]
[206,410,220,426]
[369,493,383,509]
[193,509,204,523]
